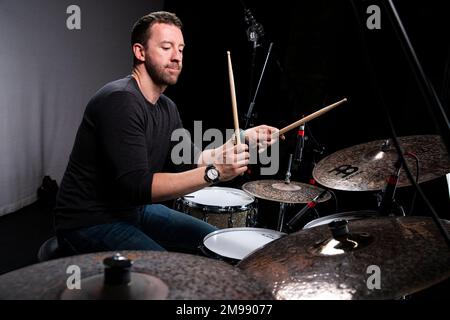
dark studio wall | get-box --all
[163,0,450,222]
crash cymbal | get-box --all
[242,179,331,204]
[238,216,450,300]
[313,135,450,191]
[0,251,273,300]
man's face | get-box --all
[144,23,184,86]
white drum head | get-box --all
[184,187,254,208]
[203,228,286,260]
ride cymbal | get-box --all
[313,135,450,191]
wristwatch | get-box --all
[204,164,220,184]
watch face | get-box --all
[207,168,218,180]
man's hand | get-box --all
[244,125,285,152]
[213,143,250,181]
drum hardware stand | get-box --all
[277,203,288,232]
[284,154,293,185]
[286,189,329,232]
[276,154,294,231]
[377,155,402,216]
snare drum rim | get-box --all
[180,187,256,213]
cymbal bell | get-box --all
[242,179,331,204]
[313,135,450,191]
[238,216,450,300]
[0,251,273,300]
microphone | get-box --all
[286,190,328,232]
[244,8,264,45]
[378,156,402,216]
[294,123,305,163]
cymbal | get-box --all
[238,216,450,300]
[242,179,331,204]
[0,251,273,300]
[303,210,380,229]
[312,135,450,191]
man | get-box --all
[54,11,280,255]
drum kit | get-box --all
[1,135,449,300]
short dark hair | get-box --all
[131,11,183,47]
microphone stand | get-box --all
[243,6,265,122]
[244,43,273,129]
[292,122,306,173]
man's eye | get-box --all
[162,47,171,50]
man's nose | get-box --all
[170,49,180,61]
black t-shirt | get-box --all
[54,76,196,231]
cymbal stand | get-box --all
[277,154,293,231]
[377,155,402,216]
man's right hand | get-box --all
[214,143,250,181]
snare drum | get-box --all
[202,228,286,264]
[175,187,256,229]
[303,210,379,229]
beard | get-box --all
[144,58,181,86]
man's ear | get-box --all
[132,43,145,62]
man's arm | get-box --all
[152,125,282,202]
[151,167,210,202]
[152,143,249,202]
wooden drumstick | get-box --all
[273,98,348,138]
[227,51,241,145]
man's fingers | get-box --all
[235,151,250,162]
[235,166,248,175]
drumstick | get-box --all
[227,51,241,145]
[273,98,348,138]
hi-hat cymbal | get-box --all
[238,216,450,300]
[0,251,273,300]
[242,180,331,204]
[313,135,450,191]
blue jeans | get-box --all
[57,204,217,255]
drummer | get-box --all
[54,11,280,256]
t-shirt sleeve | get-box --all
[94,91,153,205]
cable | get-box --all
[313,208,320,220]
[327,189,339,214]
